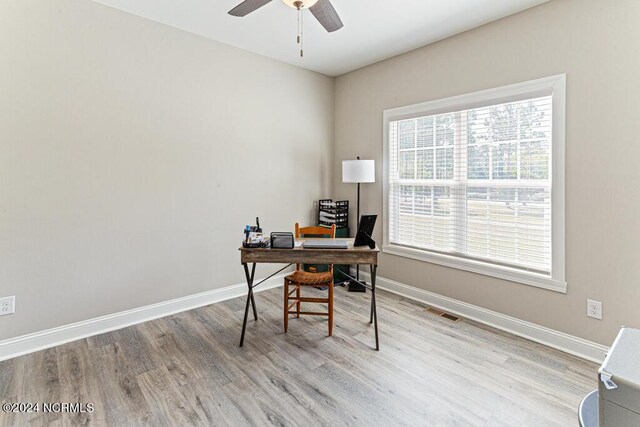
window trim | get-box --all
[382,74,566,293]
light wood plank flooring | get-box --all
[0,286,597,426]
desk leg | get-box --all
[239,262,256,348]
[370,286,374,324]
[370,264,379,351]
[249,263,257,321]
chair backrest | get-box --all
[295,223,336,239]
[295,223,336,273]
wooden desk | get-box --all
[239,239,380,350]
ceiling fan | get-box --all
[228,0,344,57]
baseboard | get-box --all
[354,269,609,363]
[0,274,287,362]
[2,270,609,364]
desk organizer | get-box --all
[318,199,349,229]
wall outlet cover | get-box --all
[587,299,602,320]
[0,296,15,316]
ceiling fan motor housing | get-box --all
[282,0,318,9]
[228,0,344,34]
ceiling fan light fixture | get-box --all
[228,0,343,57]
[282,0,319,9]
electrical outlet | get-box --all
[0,296,15,316]
[587,299,602,320]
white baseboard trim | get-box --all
[2,269,609,364]
[0,273,287,362]
[355,269,609,363]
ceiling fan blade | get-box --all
[228,0,273,17]
[309,0,343,32]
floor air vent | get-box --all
[440,313,460,322]
[426,307,460,322]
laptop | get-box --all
[302,239,348,249]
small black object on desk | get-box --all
[350,214,377,292]
[354,230,376,249]
[270,232,294,249]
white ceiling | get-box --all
[90,0,549,76]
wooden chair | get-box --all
[284,223,336,336]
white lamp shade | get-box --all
[342,160,375,183]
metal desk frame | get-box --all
[239,239,380,350]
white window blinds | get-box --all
[388,96,553,275]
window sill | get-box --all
[382,244,567,293]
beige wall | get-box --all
[334,0,640,346]
[2,0,637,349]
[0,0,334,340]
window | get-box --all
[383,75,566,292]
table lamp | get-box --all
[342,157,375,292]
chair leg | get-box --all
[283,280,289,333]
[296,285,301,318]
[328,283,334,337]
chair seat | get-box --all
[285,270,333,285]
[284,223,336,337]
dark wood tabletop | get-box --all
[239,238,379,265]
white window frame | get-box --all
[382,74,566,293]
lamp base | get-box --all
[348,280,366,293]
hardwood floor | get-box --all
[0,286,597,426]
